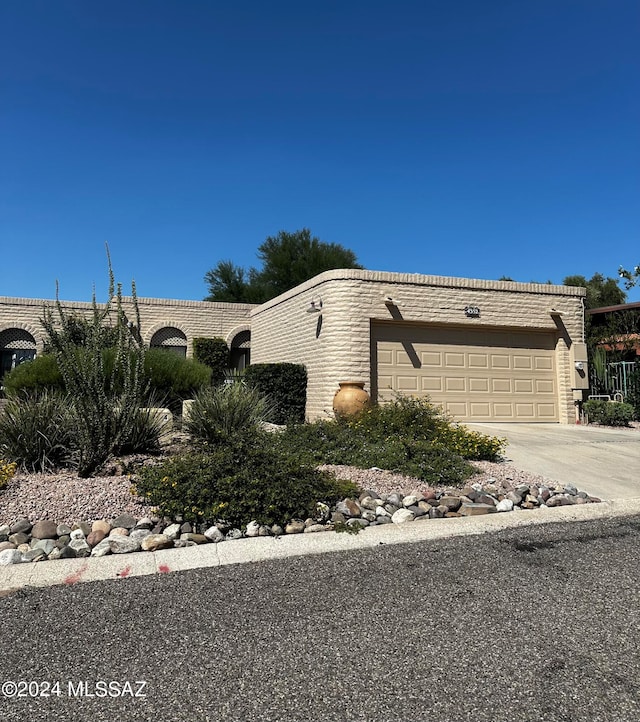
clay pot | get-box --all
[333,381,370,418]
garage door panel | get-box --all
[491,354,510,368]
[537,404,557,418]
[445,352,465,367]
[421,352,442,367]
[469,378,489,392]
[513,356,533,369]
[468,354,489,368]
[422,377,443,392]
[515,403,535,418]
[492,378,512,393]
[535,357,553,370]
[374,323,558,422]
[396,350,416,366]
[397,375,419,391]
[445,377,466,392]
[447,402,469,417]
[469,403,491,417]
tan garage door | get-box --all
[372,323,558,422]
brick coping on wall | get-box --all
[0,296,258,311]
[250,268,587,316]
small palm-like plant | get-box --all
[184,382,275,445]
[0,391,74,473]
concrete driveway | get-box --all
[469,423,640,500]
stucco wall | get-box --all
[250,269,586,423]
[0,296,255,357]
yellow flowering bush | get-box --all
[0,459,17,491]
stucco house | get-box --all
[1,269,588,424]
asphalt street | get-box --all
[1,515,640,722]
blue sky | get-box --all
[1,0,639,303]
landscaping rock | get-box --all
[86,530,106,547]
[135,517,154,530]
[496,499,514,512]
[285,520,306,534]
[73,522,92,537]
[141,534,173,552]
[91,520,111,535]
[31,520,58,540]
[109,536,142,554]
[0,549,24,565]
[347,518,369,529]
[204,526,225,543]
[69,539,91,557]
[10,518,32,535]
[90,539,112,557]
[391,508,415,524]
[0,473,605,570]
[32,539,56,555]
[8,532,29,546]
[180,533,207,544]
[304,524,327,533]
[546,495,574,507]
[335,499,361,518]
[111,514,137,530]
[22,548,47,562]
[109,527,129,537]
[163,523,182,541]
[459,502,496,516]
[130,529,152,541]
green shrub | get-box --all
[0,459,17,491]
[434,424,507,461]
[184,382,275,445]
[114,404,166,455]
[134,438,360,527]
[2,354,64,397]
[0,391,74,472]
[274,395,506,485]
[625,367,640,421]
[584,399,635,427]
[243,363,307,424]
[144,349,212,415]
[193,337,229,386]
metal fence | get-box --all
[589,360,639,400]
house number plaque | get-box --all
[464,306,480,317]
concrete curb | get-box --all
[2,498,640,594]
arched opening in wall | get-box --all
[230,330,251,371]
[0,329,37,386]
[150,327,188,357]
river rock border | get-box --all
[0,479,601,566]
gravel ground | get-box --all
[0,459,556,526]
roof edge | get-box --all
[252,268,586,315]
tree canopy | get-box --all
[563,273,626,310]
[619,264,640,290]
[204,229,363,303]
